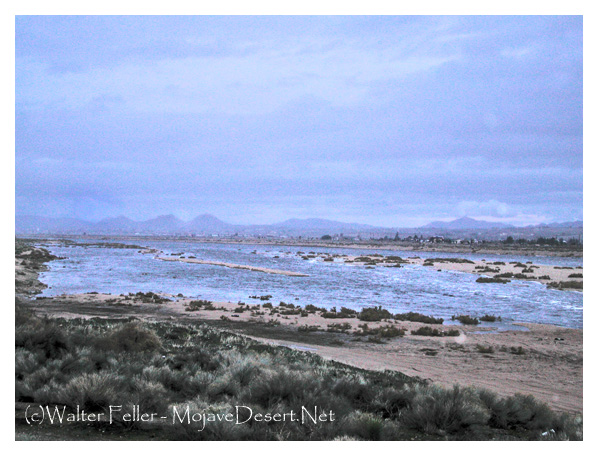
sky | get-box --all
[15,15,583,227]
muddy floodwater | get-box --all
[38,240,583,329]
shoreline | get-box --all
[24,292,583,415]
[15,240,583,415]
[294,252,583,291]
[156,255,309,277]
[21,234,584,258]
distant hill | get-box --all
[421,216,513,230]
[525,220,583,229]
[15,213,582,238]
[187,214,235,233]
[274,217,375,232]
[16,214,234,235]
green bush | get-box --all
[451,315,480,325]
[394,312,443,324]
[477,277,510,284]
[401,385,490,434]
[298,325,321,333]
[355,324,405,338]
[94,322,162,353]
[321,307,357,319]
[327,323,352,333]
[411,326,460,337]
[547,281,583,290]
[186,300,214,311]
[480,315,501,322]
[476,344,495,354]
[14,299,582,441]
[358,306,393,322]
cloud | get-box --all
[17,35,459,115]
[457,200,516,218]
[15,16,582,226]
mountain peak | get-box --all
[421,217,513,230]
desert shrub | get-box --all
[494,273,514,278]
[476,344,495,354]
[355,324,404,338]
[15,302,38,326]
[122,378,170,420]
[513,273,535,279]
[401,385,490,434]
[477,277,510,284]
[327,323,352,333]
[510,346,526,355]
[94,322,161,353]
[451,315,480,325]
[371,387,413,420]
[479,391,558,432]
[321,307,357,319]
[133,291,171,304]
[245,369,316,408]
[15,318,70,359]
[55,371,126,413]
[358,306,393,322]
[330,376,375,407]
[225,356,261,387]
[475,267,500,273]
[427,258,475,264]
[480,315,501,322]
[141,365,192,395]
[305,304,326,313]
[15,347,44,378]
[298,325,321,333]
[411,326,460,337]
[394,312,443,324]
[354,256,373,262]
[168,347,222,372]
[568,273,583,278]
[207,373,241,399]
[548,280,583,290]
[186,299,214,311]
[340,412,385,440]
[385,255,406,262]
[279,308,301,315]
[13,297,582,441]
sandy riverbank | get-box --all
[15,241,583,416]
[25,291,583,415]
[290,251,582,290]
[156,255,309,277]
[177,237,584,258]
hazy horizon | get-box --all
[16,16,583,227]
[15,212,582,229]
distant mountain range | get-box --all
[421,216,513,230]
[15,214,377,236]
[15,214,583,237]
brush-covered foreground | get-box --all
[15,303,581,441]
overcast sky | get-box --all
[15,15,582,227]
